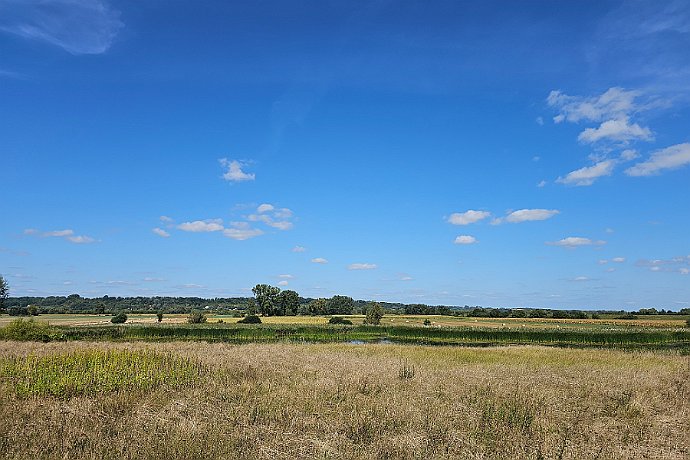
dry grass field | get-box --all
[0,340,688,459]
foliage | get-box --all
[187,310,207,324]
[0,318,64,342]
[325,295,355,315]
[111,311,128,324]
[328,316,353,325]
[0,350,203,398]
[27,305,39,316]
[0,275,8,313]
[686,317,690,328]
[252,284,281,316]
[365,302,384,325]
[237,315,262,324]
[276,290,300,316]
[423,319,431,326]
[156,311,163,322]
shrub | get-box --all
[0,318,64,342]
[156,312,163,322]
[423,319,431,326]
[237,314,262,324]
[111,311,127,324]
[187,311,207,324]
[686,318,690,328]
[364,302,384,325]
[329,316,353,325]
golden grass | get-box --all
[0,341,688,459]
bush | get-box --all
[328,316,353,325]
[156,312,163,322]
[187,311,207,324]
[686,318,690,328]
[0,318,64,342]
[364,302,384,325]
[111,311,127,324]
[237,314,262,324]
[423,319,431,326]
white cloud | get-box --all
[598,259,609,265]
[448,210,490,225]
[160,216,173,223]
[535,117,544,126]
[0,0,124,55]
[24,228,95,244]
[143,277,165,282]
[311,258,328,264]
[222,222,263,240]
[348,263,377,270]
[278,274,294,279]
[152,228,170,238]
[67,235,95,244]
[454,235,478,245]
[277,280,289,286]
[556,159,617,186]
[177,219,224,233]
[636,255,690,273]
[625,143,690,176]
[619,149,640,161]
[503,209,560,223]
[547,87,641,123]
[43,229,74,237]
[612,257,626,263]
[547,237,606,248]
[681,268,689,275]
[292,246,306,252]
[571,276,591,282]
[578,117,653,143]
[537,180,547,188]
[257,203,274,213]
[219,158,255,182]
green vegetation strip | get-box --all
[1,319,689,350]
[0,349,204,398]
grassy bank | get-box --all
[0,341,687,459]
[1,319,689,351]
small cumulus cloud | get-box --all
[454,235,478,245]
[447,210,491,225]
[67,235,96,244]
[578,117,653,144]
[292,245,306,252]
[546,237,606,248]
[636,256,690,273]
[278,274,294,279]
[277,280,289,286]
[556,160,616,186]
[219,159,255,182]
[152,228,170,238]
[311,258,328,264]
[612,257,626,263]
[502,209,560,224]
[570,276,592,282]
[177,219,224,233]
[348,263,377,270]
[222,222,263,241]
[537,180,547,188]
[247,204,294,230]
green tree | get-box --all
[326,295,355,315]
[252,284,281,316]
[111,311,127,324]
[276,290,300,316]
[0,275,8,314]
[27,305,39,316]
[156,311,163,322]
[187,310,207,324]
[365,302,384,325]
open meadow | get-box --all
[0,340,688,459]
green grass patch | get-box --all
[0,349,204,398]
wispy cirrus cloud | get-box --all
[546,237,606,248]
[636,255,690,274]
[0,0,124,55]
[348,263,377,270]
[219,159,255,182]
[311,257,328,264]
[24,228,96,244]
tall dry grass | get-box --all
[0,341,688,459]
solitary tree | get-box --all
[0,275,8,314]
[365,302,384,325]
[252,284,281,316]
[156,311,163,322]
[111,311,127,324]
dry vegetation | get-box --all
[0,341,688,459]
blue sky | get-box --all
[1,0,689,309]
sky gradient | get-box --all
[1,0,689,309]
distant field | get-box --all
[1,313,687,329]
[0,341,687,459]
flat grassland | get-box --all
[0,340,688,459]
